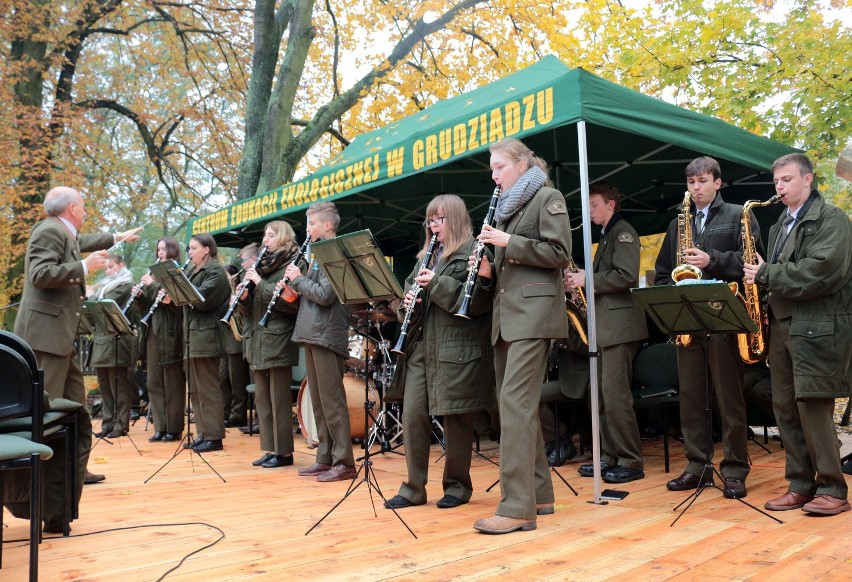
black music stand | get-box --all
[85,299,141,455]
[632,283,783,526]
[144,263,225,484]
[305,230,415,538]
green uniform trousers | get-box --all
[304,344,354,467]
[769,316,847,499]
[146,328,186,434]
[597,341,643,470]
[188,356,225,441]
[398,342,474,504]
[96,366,131,434]
[494,337,554,521]
[220,353,250,422]
[254,366,294,456]
[677,333,749,480]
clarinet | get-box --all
[391,233,438,354]
[258,237,311,328]
[122,258,159,315]
[140,258,190,326]
[220,246,268,324]
[456,186,501,319]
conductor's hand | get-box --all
[85,250,109,272]
[478,224,510,248]
[114,229,141,244]
[284,264,302,281]
[743,254,764,284]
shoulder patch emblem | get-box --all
[547,201,567,215]
[618,232,634,243]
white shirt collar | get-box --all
[57,216,78,238]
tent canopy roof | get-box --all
[190,55,796,256]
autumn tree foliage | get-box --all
[1,0,849,326]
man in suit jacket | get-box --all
[14,186,137,529]
[745,153,851,516]
[566,181,648,484]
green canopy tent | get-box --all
[190,55,798,501]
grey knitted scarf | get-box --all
[494,165,548,223]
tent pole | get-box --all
[577,121,604,504]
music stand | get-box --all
[632,282,783,526]
[144,262,225,484]
[305,230,415,538]
[85,299,141,455]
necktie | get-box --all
[770,214,796,263]
[694,210,705,236]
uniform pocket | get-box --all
[438,345,481,365]
[789,319,836,377]
[31,299,62,317]
[521,282,556,298]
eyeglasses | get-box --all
[426,216,446,227]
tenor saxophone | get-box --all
[565,257,589,345]
[737,194,781,364]
[672,191,702,347]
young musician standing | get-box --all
[474,138,572,534]
[744,153,851,515]
[88,254,136,438]
[653,156,760,499]
[139,237,185,442]
[240,221,302,468]
[183,234,231,453]
[565,181,648,483]
[384,194,494,510]
[287,202,356,482]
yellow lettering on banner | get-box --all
[309,178,319,202]
[537,87,554,124]
[373,154,380,180]
[295,182,305,206]
[387,147,405,178]
[425,135,438,166]
[505,101,520,136]
[479,114,488,146]
[363,157,373,184]
[320,175,330,198]
[467,117,480,150]
[453,123,467,156]
[413,140,424,170]
[522,94,535,130]
[488,107,504,143]
[438,128,452,160]
[352,160,365,186]
[334,169,345,194]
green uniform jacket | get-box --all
[491,186,572,343]
[756,191,852,398]
[242,260,300,370]
[138,281,183,366]
[592,216,648,348]
[184,260,231,359]
[395,238,495,415]
[291,255,351,358]
[14,218,114,356]
[89,282,136,367]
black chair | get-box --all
[632,342,680,473]
[0,343,53,582]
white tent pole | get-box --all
[577,121,604,504]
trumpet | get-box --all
[140,257,190,326]
[221,247,268,324]
[565,258,589,345]
[258,237,311,327]
[456,186,500,319]
[737,194,780,364]
[392,233,438,355]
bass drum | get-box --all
[296,373,376,445]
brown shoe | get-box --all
[84,471,105,485]
[801,495,851,516]
[473,515,536,534]
[723,477,747,499]
[666,471,713,491]
[298,462,332,476]
[536,503,554,515]
[316,464,357,482]
[764,490,813,511]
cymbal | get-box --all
[350,306,396,323]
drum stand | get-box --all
[361,329,404,457]
[306,312,417,539]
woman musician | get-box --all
[384,194,494,510]
[238,221,302,468]
[139,236,186,442]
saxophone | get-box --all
[738,194,781,364]
[672,191,702,347]
[565,258,589,345]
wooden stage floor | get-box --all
[3,415,851,581]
